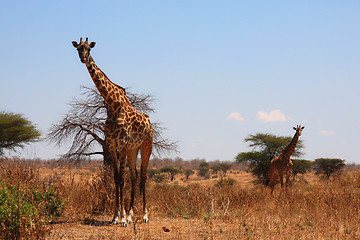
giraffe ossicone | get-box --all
[72,38,153,226]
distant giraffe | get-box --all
[72,38,153,226]
[268,125,304,193]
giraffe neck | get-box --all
[84,55,130,113]
[281,131,300,159]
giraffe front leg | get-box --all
[112,208,120,224]
[126,148,139,225]
[268,166,278,194]
[112,168,120,224]
[107,138,121,224]
[119,150,128,227]
[279,173,284,188]
[140,138,152,223]
[285,165,293,187]
[143,208,149,223]
[120,208,127,227]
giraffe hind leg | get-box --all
[116,146,128,227]
[107,138,121,225]
[285,166,293,187]
[126,147,140,224]
[268,167,278,194]
[140,137,152,223]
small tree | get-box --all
[0,111,41,155]
[199,161,209,168]
[314,158,345,179]
[160,167,182,181]
[211,164,222,177]
[219,163,232,176]
[292,159,314,179]
[197,167,210,179]
[184,169,194,181]
[147,169,160,180]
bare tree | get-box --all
[46,86,177,165]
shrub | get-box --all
[0,184,47,239]
[153,173,167,183]
[0,159,65,239]
[215,178,236,187]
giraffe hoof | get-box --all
[111,218,119,225]
[143,218,149,223]
[121,222,128,227]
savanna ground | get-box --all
[2,159,360,239]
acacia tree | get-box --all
[184,169,194,181]
[160,167,182,181]
[292,159,314,179]
[46,86,177,165]
[0,111,41,155]
[314,158,345,179]
[235,133,304,184]
[219,163,232,176]
[211,164,222,177]
[197,162,210,179]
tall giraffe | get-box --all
[268,125,304,193]
[72,38,153,226]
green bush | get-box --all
[0,183,65,239]
[33,186,65,219]
[0,184,43,239]
[153,173,167,183]
[215,178,236,187]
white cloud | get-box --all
[227,112,245,122]
[319,130,335,135]
[256,109,288,122]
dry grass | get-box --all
[2,159,360,239]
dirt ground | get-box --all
[47,216,243,240]
[46,171,254,240]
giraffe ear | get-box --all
[72,41,79,48]
[301,126,305,130]
[89,42,96,48]
[293,127,296,130]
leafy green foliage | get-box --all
[215,177,236,187]
[197,167,210,179]
[211,164,223,176]
[314,158,345,178]
[153,173,167,183]
[147,168,161,180]
[292,159,314,177]
[0,184,64,239]
[0,185,41,239]
[199,161,210,168]
[0,111,41,155]
[0,159,65,239]
[184,169,194,181]
[211,163,232,176]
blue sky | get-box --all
[1,1,359,163]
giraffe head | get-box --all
[293,125,305,136]
[72,37,96,63]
